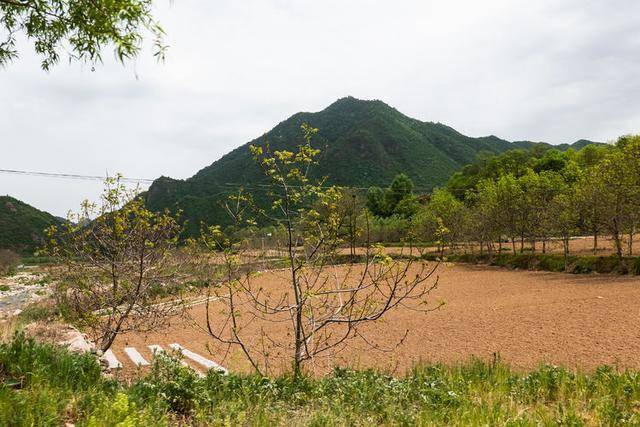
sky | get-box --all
[1,0,640,217]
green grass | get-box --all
[2,334,640,425]
[440,253,640,275]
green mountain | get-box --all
[145,97,598,232]
[0,196,63,253]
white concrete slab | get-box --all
[169,343,228,374]
[148,344,164,355]
[124,347,149,366]
[103,349,122,369]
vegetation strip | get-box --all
[2,335,640,426]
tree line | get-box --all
[365,136,640,263]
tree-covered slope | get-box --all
[145,97,599,232]
[0,196,62,253]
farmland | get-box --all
[111,262,640,377]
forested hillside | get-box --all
[145,97,598,233]
[0,195,62,253]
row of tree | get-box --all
[378,136,639,262]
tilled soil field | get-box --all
[113,263,640,376]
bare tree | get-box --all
[196,125,441,378]
[43,176,185,352]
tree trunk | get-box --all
[520,234,525,253]
[593,230,598,256]
[542,239,546,254]
[614,234,623,261]
[563,236,569,272]
[511,237,516,255]
[628,229,634,256]
[612,221,623,262]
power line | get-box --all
[0,168,155,184]
[0,168,444,194]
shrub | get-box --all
[567,257,595,274]
[131,352,206,415]
[594,256,622,274]
[446,252,640,276]
[537,255,566,272]
[0,249,20,276]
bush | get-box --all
[633,257,640,275]
[537,255,567,272]
[131,352,206,415]
[0,249,20,276]
[445,252,639,275]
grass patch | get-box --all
[2,334,640,425]
[443,253,640,275]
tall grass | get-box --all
[1,334,639,425]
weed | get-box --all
[2,335,640,425]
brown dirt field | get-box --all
[113,263,640,377]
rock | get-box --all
[62,330,95,354]
[23,322,96,354]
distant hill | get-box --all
[145,97,599,233]
[0,196,62,254]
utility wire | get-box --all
[0,168,155,184]
[0,168,453,194]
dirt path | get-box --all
[113,263,640,376]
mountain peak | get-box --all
[323,96,393,114]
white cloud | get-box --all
[1,0,639,215]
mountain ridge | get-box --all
[145,97,600,232]
[0,195,63,253]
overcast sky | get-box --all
[2,0,640,217]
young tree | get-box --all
[521,171,565,253]
[43,176,184,352]
[384,173,414,214]
[468,179,501,256]
[595,148,636,261]
[575,168,608,255]
[366,174,418,218]
[366,186,387,217]
[547,188,578,270]
[0,0,167,69]
[426,188,468,255]
[616,135,640,256]
[494,174,524,254]
[200,125,440,378]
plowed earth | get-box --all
[114,263,640,377]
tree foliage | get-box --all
[367,173,419,218]
[420,136,640,264]
[0,0,166,69]
[42,176,184,351]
